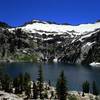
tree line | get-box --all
[0,66,99,100]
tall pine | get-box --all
[33,82,38,99]
[92,81,99,95]
[82,80,90,93]
[2,74,12,92]
[37,65,44,99]
[56,71,67,100]
[24,72,31,98]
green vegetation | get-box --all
[56,70,68,100]
[82,80,90,93]
[13,72,31,95]
[92,81,99,95]
[15,53,38,62]
[0,67,99,99]
[33,82,38,99]
[82,80,100,97]
[37,65,44,99]
[1,74,12,93]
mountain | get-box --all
[0,21,11,28]
[0,19,100,64]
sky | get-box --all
[0,0,100,26]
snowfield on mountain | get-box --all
[1,20,100,64]
[20,20,100,34]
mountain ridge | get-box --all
[0,19,100,64]
[1,19,100,28]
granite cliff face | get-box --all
[0,20,100,64]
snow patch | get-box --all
[90,62,100,67]
[81,42,94,54]
[19,22,100,36]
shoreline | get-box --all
[0,59,92,65]
[0,89,99,100]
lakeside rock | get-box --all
[0,91,23,100]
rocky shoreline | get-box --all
[0,90,99,100]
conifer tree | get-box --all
[24,72,31,98]
[13,73,24,94]
[0,71,4,90]
[25,85,31,98]
[19,73,24,93]
[92,81,99,95]
[24,72,31,91]
[37,65,44,99]
[13,77,20,94]
[82,80,90,93]
[56,71,67,100]
[2,74,12,92]
[49,80,51,86]
[33,82,38,99]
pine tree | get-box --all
[92,81,99,95]
[25,85,31,99]
[49,80,51,86]
[0,71,4,90]
[13,77,20,94]
[13,73,24,94]
[37,65,44,99]
[2,74,12,92]
[56,71,67,100]
[33,82,38,99]
[82,80,90,93]
[24,72,31,98]
[24,72,31,90]
[19,73,24,93]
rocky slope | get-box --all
[0,20,100,64]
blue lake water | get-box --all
[0,63,100,91]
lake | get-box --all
[0,62,100,91]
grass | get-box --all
[15,53,38,62]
